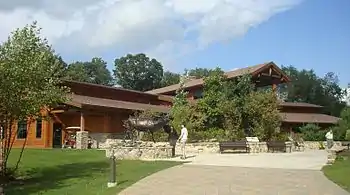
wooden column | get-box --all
[80,112,85,131]
[272,83,277,92]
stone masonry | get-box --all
[76,131,89,149]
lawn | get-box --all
[323,150,350,192]
[3,149,182,195]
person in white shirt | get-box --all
[325,129,334,149]
[178,124,188,159]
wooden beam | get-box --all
[50,110,65,114]
[80,112,85,132]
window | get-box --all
[17,120,27,139]
[0,125,4,139]
[193,89,203,99]
[36,119,42,138]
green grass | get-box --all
[4,149,182,195]
[323,150,350,192]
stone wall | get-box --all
[106,145,173,160]
[89,132,125,149]
[303,141,342,150]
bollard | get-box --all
[107,150,117,188]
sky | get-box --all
[0,0,349,87]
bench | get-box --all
[267,141,287,152]
[219,141,249,153]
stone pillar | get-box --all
[76,131,89,149]
[285,141,292,153]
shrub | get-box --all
[346,130,350,141]
[299,124,326,141]
[189,127,226,142]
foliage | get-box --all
[280,66,347,117]
[197,68,227,128]
[186,67,214,79]
[299,124,326,141]
[114,53,163,91]
[0,22,69,180]
[189,127,226,142]
[65,57,114,86]
[161,71,180,87]
[169,73,206,137]
[333,107,350,141]
[5,149,182,195]
[346,130,350,141]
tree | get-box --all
[280,66,347,116]
[114,53,163,91]
[0,22,69,182]
[65,57,114,86]
[197,70,281,141]
[333,107,350,140]
[161,71,180,87]
[187,67,214,79]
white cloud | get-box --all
[0,0,302,67]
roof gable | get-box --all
[147,61,290,94]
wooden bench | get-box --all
[219,141,249,153]
[267,141,287,152]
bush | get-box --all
[189,127,226,142]
[346,130,350,141]
[299,124,327,141]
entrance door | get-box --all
[52,123,63,148]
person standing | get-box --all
[178,124,188,160]
[325,129,334,149]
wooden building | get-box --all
[9,61,339,148]
[11,80,172,149]
[147,61,340,132]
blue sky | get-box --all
[1,0,349,87]
[100,0,349,87]
[186,0,349,87]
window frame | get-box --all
[36,119,42,139]
[17,120,27,139]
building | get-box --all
[11,80,173,149]
[8,61,339,148]
[147,61,340,133]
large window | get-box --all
[17,120,27,139]
[0,125,4,139]
[36,119,42,138]
[193,89,203,99]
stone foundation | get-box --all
[106,146,173,160]
[76,131,89,149]
[89,133,125,149]
[303,141,342,150]
[102,139,344,159]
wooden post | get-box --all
[272,83,277,92]
[80,112,85,131]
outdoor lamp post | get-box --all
[107,150,117,188]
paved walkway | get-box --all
[119,150,349,195]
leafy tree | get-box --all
[333,107,350,140]
[114,53,163,91]
[187,67,214,79]
[170,74,205,138]
[65,57,113,86]
[197,68,226,128]
[161,71,180,87]
[197,70,281,141]
[0,22,69,182]
[280,66,346,116]
[299,124,326,141]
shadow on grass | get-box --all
[4,161,111,195]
